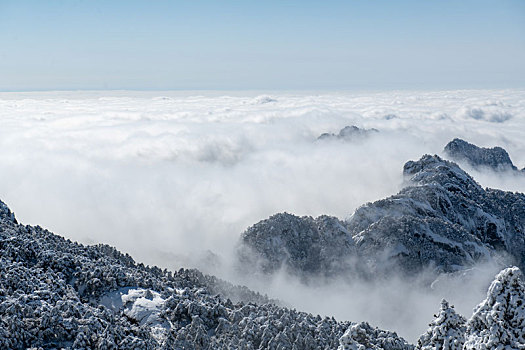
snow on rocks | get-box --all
[444,138,519,172]
[238,213,356,277]
[240,152,525,278]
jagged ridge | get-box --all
[444,138,522,172]
[240,153,525,277]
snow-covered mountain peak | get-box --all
[444,138,520,172]
[240,152,525,278]
[403,154,483,193]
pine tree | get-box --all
[416,299,466,350]
[463,266,525,349]
[338,322,413,350]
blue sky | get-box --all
[1,0,524,91]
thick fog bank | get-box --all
[1,89,524,341]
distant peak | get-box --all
[317,125,378,142]
[443,138,518,172]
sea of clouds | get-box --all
[1,89,524,341]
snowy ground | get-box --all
[1,89,524,341]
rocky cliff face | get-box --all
[443,138,520,172]
[239,154,525,278]
[238,213,356,277]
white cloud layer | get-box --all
[0,89,524,341]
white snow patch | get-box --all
[100,287,170,343]
[121,288,165,325]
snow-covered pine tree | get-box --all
[338,323,372,350]
[463,266,525,349]
[416,299,466,350]
[338,322,414,350]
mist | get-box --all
[225,260,504,342]
[1,89,524,342]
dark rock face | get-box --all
[0,198,414,349]
[239,155,525,277]
[239,213,355,276]
[444,138,519,172]
[318,125,379,141]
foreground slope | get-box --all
[239,153,525,278]
[0,200,413,349]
